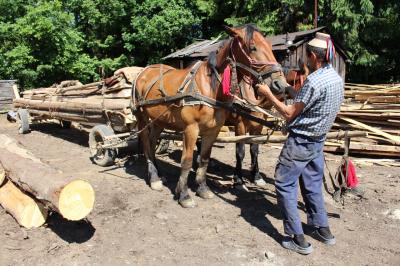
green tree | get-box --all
[122,0,201,64]
[0,1,99,88]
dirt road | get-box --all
[0,115,399,265]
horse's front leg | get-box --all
[176,124,199,208]
[250,125,266,186]
[250,143,266,186]
[233,122,247,190]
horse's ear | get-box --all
[224,25,239,37]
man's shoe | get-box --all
[282,236,313,255]
[312,227,336,245]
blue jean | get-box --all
[274,133,329,235]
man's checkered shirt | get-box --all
[288,64,344,139]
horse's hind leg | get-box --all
[137,114,163,191]
[149,124,165,177]
[176,124,199,208]
[195,130,219,199]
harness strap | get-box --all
[141,68,173,101]
[134,91,277,129]
[158,65,172,97]
[177,61,203,94]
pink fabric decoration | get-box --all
[342,159,359,188]
[222,65,231,96]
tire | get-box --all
[17,109,30,134]
[155,139,170,154]
[88,125,117,166]
[60,120,72,129]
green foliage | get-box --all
[122,0,201,64]
[0,0,399,88]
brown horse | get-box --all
[285,59,309,92]
[228,61,309,190]
[132,25,287,207]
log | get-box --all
[0,134,95,221]
[0,167,5,185]
[0,179,48,228]
[28,109,105,124]
[14,98,127,111]
[160,130,367,144]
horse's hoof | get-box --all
[234,183,249,192]
[150,180,163,191]
[179,197,196,208]
[196,188,214,199]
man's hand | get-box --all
[255,83,305,122]
[255,83,273,98]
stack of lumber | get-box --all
[0,80,19,113]
[325,83,400,158]
[13,67,143,125]
[0,134,95,228]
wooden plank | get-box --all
[339,116,400,145]
[12,84,20,99]
[324,142,400,157]
[363,96,400,104]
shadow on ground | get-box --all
[47,212,95,243]
[30,122,89,147]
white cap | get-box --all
[308,32,331,49]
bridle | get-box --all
[229,37,284,84]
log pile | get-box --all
[326,83,400,158]
[13,67,143,126]
[0,134,95,228]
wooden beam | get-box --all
[339,116,400,145]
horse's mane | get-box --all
[208,39,229,90]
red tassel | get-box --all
[342,159,359,188]
[222,65,231,96]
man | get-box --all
[256,32,344,255]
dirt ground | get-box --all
[0,114,399,266]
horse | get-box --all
[285,58,309,92]
[132,24,287,208]
[227,60,309,191]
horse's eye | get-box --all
[250,45,257,52]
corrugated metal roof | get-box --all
[162,26,348,61]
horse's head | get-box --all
[224,25,289,97]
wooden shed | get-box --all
[162,27,348,80]
[0,80,19,113]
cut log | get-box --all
[0,134,95,221]
[0,167,5,185]
[0,179,48,228]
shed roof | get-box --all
[162,26,348,61]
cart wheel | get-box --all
[89,125,117,166]
[17,109,30,134]
[156,139,170,154]
[60,120,72,129]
